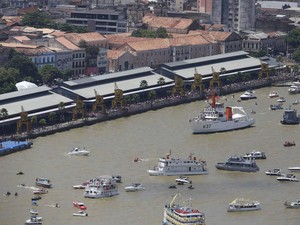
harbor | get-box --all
[0,85,300,225]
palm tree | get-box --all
[39,118,47,129]
[148,90,157,101]
[48,112,57,125]
[139,80,148,89]
[0,108,8,136]
[58,102,65,122]
[31,116,37,128]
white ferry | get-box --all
[84,175,119,198]
[227,198,261,212]
[147,153,208,176]
[189,91,255,134]
[163,194,205,225]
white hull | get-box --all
[147,170,208,176]
[288,167,300,172]
[191,119,255,134]
[227,206,261,212]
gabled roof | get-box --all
[105,33,149,44]
[123,38,170,51]
[142,15,193,30]
[169,35,210,46]
[55,37,82,50]
[107,50,127,59]
[63,32,107,46]
[11,36,31,43]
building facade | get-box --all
[66,8,129,34]
[211,0,256,32]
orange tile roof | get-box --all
[0,42,39,49]
[55,37,81,50]
[105,33,149,44]
[63,32,106,46]
[12,36,31,42]
[107,50,126,59]
[142,15,193,30]
[169,35,210,46]
[15,46,53,55]
[126,38,170,51]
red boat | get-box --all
[73,201,87,210]
[284,141,296,147]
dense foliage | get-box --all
[21,11,88,33]
[286,28,300,49]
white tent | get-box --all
[15,81,38,91]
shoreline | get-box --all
[5,74,297,141]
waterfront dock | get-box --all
[0,140,33,156]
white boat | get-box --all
[189,92,255,134]
[175,177,192,184]
[265,168,283,176]
[288,167,300,172]
[284,199,300,208]
[292,100,299,105]
[240,90,257,100]
[288,85,300,95]
[243,151,266,160]
[124,183,146,192]
[269,91,279,98]
[147,153,208,176]
[29,209,38,215]
[33,188,48,195]
[73,210,88,217]
[277,97,286,102]
[84,175,119,198]
[163,194,206,225]
[35,178,52,188]
[227,198,261,212]
[68,147,90,156]
[24,216,43,225]
[73,184,86,189]
[277,174,299,182]
[269,103,283,110]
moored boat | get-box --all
[190,91,255,134]
[227,198,261,212]
[284,141,296,147]
[269,104,283,110]
[175,177,192,184]
[84,175,119,198]
[284,199,300,208]
[277,174,299,182]
[243,151,266,160]
[216,155,259,172]
[73,210,88,217]
[35,178,52,188]
[288,167,300,172]
[269,91,279,98]
[162,194,205,225]
[265,168,283,176]
[280,108,300,125]
[240,90,257,100]
[24,216,42,225]
[147,153,208,176]
[33,188,48,195]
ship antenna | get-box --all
[211,89,216,108]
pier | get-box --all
[0,140,33,156]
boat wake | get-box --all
[17,185,39,190]
[44,204,60,208]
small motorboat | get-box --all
[73,201,87,210]
[112,175,122,183]
[277,97,286,103]
[265,168,283,176]
[243,151,266,160]
[175,177,192,184]
[284,199,300,208]
[30,209,39,215]
[269,91,279,98]
[73,184,86,189]
[277,174,299,182]
[16,171,24,175]
[35,178,52,188]
[292,100,299,105]
[288,167,300,172]
[240,90,257,100]
[124,183,146,192]
[68,147,90,156]
[24,216,43,225]
[33,188,48,195]
[284,141,296,147]
[31,196,42,201]
[187,185,194,189]
[227,198,261,212]
[269,104,283,110]
[73,210,88,217]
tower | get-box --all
[191,68,204,93]
[16,106,31,134]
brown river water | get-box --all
[0,86,300,225]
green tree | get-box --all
[39,118,47,128]
[58,102,65,122]
[286,28,300,49]
[140,80,148,88]
[293,46,300,62]
[5,55,40,82]
[0,108,8,135]
[21,11,53,28]
[39,64,63,85]
[148,90,157,100]
[0,67,18,93]
[48,112,57,125]
[131,94,140,103]
[31,116,37,128]
[157,77,166,85]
